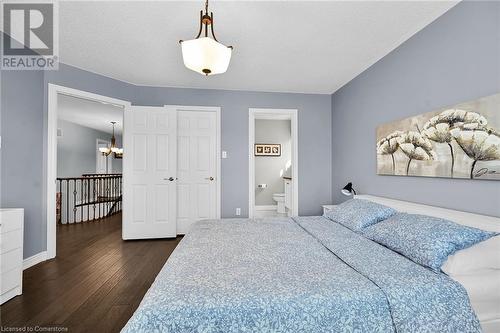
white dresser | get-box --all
[1,208,24,304]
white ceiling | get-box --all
[59,1,458,94]
[57,94,124,134]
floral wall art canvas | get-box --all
[376,93,500,180]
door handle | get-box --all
[164,177,176,181]
[205,177,214,181]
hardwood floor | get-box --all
[0,213,182,332]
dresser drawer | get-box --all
[0,229,23,255]
[1,248,22,273]
[1,267,22,294]
[0,209,24,234]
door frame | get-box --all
[166,105,222,220]
[248,108,298,218]
[46,83,131,259]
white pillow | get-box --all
[442,235,500,275]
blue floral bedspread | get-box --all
[122,217,481,333]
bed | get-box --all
[122,195,499,333]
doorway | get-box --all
[47,84,131,260]
[248,108,298,218]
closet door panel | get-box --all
[123,106,177,239]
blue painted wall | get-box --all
[331,1,500,216]
[1,70,45,256]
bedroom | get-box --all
[0,0,499,332]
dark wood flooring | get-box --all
[0,213,182,332]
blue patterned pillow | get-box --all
[323,199,397,231]
[363,213,498,272]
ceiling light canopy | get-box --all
[179,0,233,76]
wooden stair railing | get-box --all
[56,174,122,224]
[106,195,123,217]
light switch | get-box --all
[222,151,228,159]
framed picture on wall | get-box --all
[255,144,281,156]
[376,92,500,180]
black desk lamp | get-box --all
[341,182,356,196]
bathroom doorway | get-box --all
[248,108,298,218]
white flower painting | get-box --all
[376,93,500,180]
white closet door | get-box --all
[177,111,217,234]
[122,106,177,239]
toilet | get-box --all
[272,193,286,214]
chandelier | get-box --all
[99,122,123,159]
[179,0,233,76]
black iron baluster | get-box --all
[116,176,119,213]
[110,176,113,215]
[110,176,112,215]
[114,176,117,215]
[106,176,109,216]
[109,176,112,216]
[66,180,69,224]
[86,178,90,222]
[98,178,101,219]
[110,176,113,214]
[102,177,105,218]
[73,179,77,223]
[80,179,83,223]
[92,178,96,221]
[102,176,104,218]
[112,176,115,215]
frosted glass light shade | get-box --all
[99,147,110,154]
[181,37,231,75]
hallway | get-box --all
[0,214,182,332]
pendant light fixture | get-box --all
[179,0,233,76]
[99,122,123,159]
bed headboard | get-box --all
[357,194,500,232]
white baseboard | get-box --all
[254,205,277,211]
[23,251,48,270]
[0,287,22,305]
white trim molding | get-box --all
[165,105,222,219]
[248,108,299,218]
[46,84,131,260]
[23,251,48,270]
